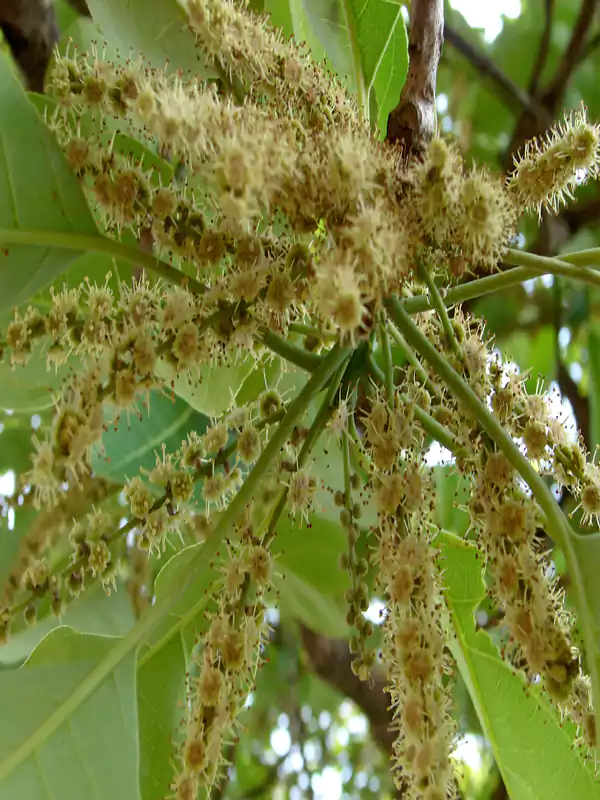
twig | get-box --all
[386,0,444,154]
[444,24,550,125]
[563,194,600,232]
[528,0,555,96]
[542,0,600,114]
[552,278,591,445]
[575,28,600,65]
[299,626,395,756]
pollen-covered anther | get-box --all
[236,426,261,464]
[579,468,600,527]
[375,471,404,515]
[316,260,368,343]
[456,170,516,268]
[247,546,272,587]
[507,106,600,216]
[202,423,229,455]
[484,451,513,491]
[286,469,316,522]
[202,472,228,508]
[172,323,201,367]
[197,664,223,706]
[183,736,208,774]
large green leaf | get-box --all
[265,0,327,63]
[91,391,209,483]
[275,515,348,596]
[0,628,139,799]
[300,0,408,131]
[0,583,136,665]
[85,0,211,78]
[440,532,599,800]
[274,514,350,636]
[137,636,186,800]
[0,50,97,313]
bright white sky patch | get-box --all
[450,0,521,41]
[0,471,15,496]
[454,733,485,771]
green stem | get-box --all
[386,295,600,734]
[259,329,323,372]
[559,248,600,268]
[379,319,395,404]
[417,263,459,353]
[402,266,539,314]
[0,228,207,295]
[263,356,350,546]
[388,322,442,398]
[347,411,372,481]
[342,430,352,506]
[368,344,460,455]
[505,248,600,290]
[213,57,247,105]
[289,322,334,340]
[407,397,462,455]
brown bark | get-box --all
[386,0,444,155]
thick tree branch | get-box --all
[299,626,395,756]
[443,24,550,125]
[386,0,444,154]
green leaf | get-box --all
[265,0,327,64]
[275,515,349,597]
[567,530,600,727]
[91,391,209,483]
[0,627,139,799]
[144,541,217,652]
[0,583,136,665]
[588,326,600,450]
[85,0,211,78]
[433,465,470,536]
[0,426,34,476]
[440,532,598,800]
[155,357,256,417]
[274,569,349,637]
[138,636,186,800]
[501,325,556,392]
[0,349,77,413]
[0,50,97,313]
[300,0,408,131]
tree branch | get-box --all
[443,24,550,125]
[0,0,58,91]
[299,626,395,756]
[542,0,600,114]
[528,0,555,96]
[563,194,600,232]
[387,0,444,154]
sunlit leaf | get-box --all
[0,50,97,312]
[440,532,598,800]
